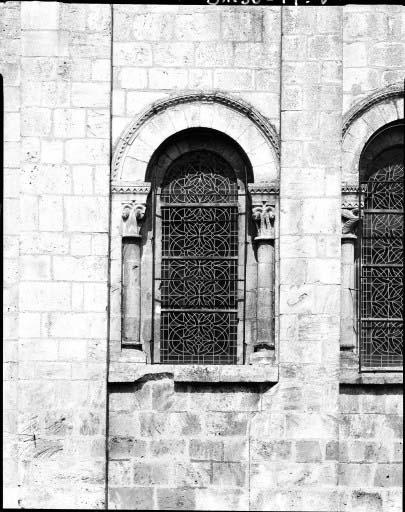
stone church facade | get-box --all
[2,2,403,510]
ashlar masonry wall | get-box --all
[2,2,112,508]
[1,2,404,511]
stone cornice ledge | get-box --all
[108,362,279,384]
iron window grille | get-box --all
[359,162,404,370]
[151,150,247,364]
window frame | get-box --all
[150,149,249,365]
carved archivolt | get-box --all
[111,91,280,192]
[342,82,404,137]
[342,82,404,185]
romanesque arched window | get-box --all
[152,149,246,364]
[358,121,404,370]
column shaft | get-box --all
[122,236,142,345]
[340,237,356,350]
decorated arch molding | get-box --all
[342,82,404,136]
[111,91,280,193]
[342,82,404,187]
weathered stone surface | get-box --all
[4,3,404,510]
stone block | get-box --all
[295,440,323,462]
[222,10,263,42]
[19,313,41,338]
[204,412,249,437]
[156,488,196,511]
[308,35,341,60]
[20,282,70,311]
[108,437,147,460]
[53,108,86,138]
[251,440,292,463]
[109,412,141,437]
[53,256,107,282]
[58,339,88,362]
[371,42,404,68]
[213,69,254,91]
[21,107,51,136]
[374,464,403,487]
[92,234,109,256]
[4,142,20,169]
[108,487,154,510]
[22,31,66,57]
[48,312,106,339]
[41,140,63,164]
[188,69,213,89]
[64,197,109,232]
[174,462,211,488]
[174,13,220,41]
[71,82,109,108]
[148,68,188,90]
[83,283,108,312]
[93,165,110,196]
[65,138,109,165]
[150,439,187,459]
[20,255,51,281]
[4,112,20,142]
[20,232,70,255]
[113,42,152,66]
[150,378,185,411]
[153,43,194,67]
[118,68,147,90]
[212,462,246,487]
[361,394,386,414]
[140,412,201,438]
[87,5,110,32]
[196,488,248,511]
[119,12,174,42]
[223,439,249,462]
[72,166,93,195]
[86,109,109,138]
[385,394,403,416]
[38,195,63,231]
[21,163,72,195]
[189,439,223,461]
[195,42,233,67]
[338,463,374,486]
[132,462,170,486]
[326,441,340,461]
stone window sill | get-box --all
[108,362,279,384]
[340,369,403,385]
[340,351,403,385]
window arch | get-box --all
[358,121,404,370]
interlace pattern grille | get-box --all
[159,150,239,364]
[360,163,404,369]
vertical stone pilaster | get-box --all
[251,7,343,511]
[1,2,21,507]
[17,3,112,508]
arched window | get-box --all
[151,147,248,364]
[359,121,404,370]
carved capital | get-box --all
[252,203,275,240]
[122,202,146,237]
[341,208,359,237]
